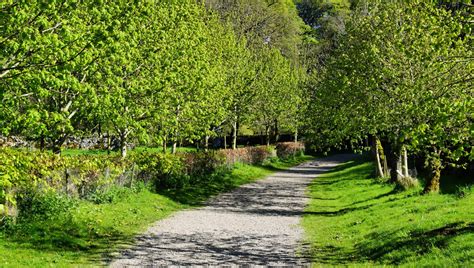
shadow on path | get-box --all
[110,154,359,267]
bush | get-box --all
[133,153,186,189]
[219,146,275,165]
[275,142,305,159]
[397,176,420,190]
[182,151,228,184]
[85,185,133,204]
[16,191,77,222]
[0,145,277,222]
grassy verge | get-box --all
[302,160,474,267]
[0,155,311,267]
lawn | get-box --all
[0,155,311,267]
[302,160,474,267]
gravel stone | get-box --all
[110,154,355,267]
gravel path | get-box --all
[110,154,355,267]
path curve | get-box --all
[110,154,355,267]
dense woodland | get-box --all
[1,1,473,193]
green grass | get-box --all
[0,190,181,267]
[0,154,311,267]
[302,160,474,267]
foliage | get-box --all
[1,0,305,155]
[275,142,305,159]
[303,0,473,191]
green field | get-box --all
[302,160,474,267]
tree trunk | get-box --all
[205,135,209,151]
[162,136,167,153]
[232,120,237,150]
[120,136,127,158]
[40,135,45,151]
[172,142,177,154]
[294,129,298,143]
[223,133,227,149]
[265,125,270,146]
[388,146,402,183]
[424,150,442,193]
[403,147,409,177]
[52,134,68,155]
[374,137,384,178]
[273,119,279,143]
[383,153,389,177]
[106,131,111,154]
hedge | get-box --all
[0,145,277,217]
[275,142,305,159]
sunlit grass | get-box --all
[302,160,474,267]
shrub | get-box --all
[84,185,133,204]
[397,176,420,190]
[132,152,186,189]
[16,191,77,222]
[218,146,275,165]
[0,145,276,221]
[182,151,226,182]
[275,142,305,159]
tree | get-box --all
[304,0,473,191]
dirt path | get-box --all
[110,154,355,267]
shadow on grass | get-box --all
[306,158,474,266]
[306,222,474,265]
[2,216,135,264]
[439,174,474,195]
[356,222,474,265]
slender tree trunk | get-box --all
[52,134,68,155]
[106,131,110,154]
[172,142,177,154]
[120,132,127,158]
[294,129,298,143]
[232,120,237,150]
[383,155,389,177]
[173,104,180,154]
[40,135,45,151]
[205,135,209,151]
[265,125,270,146]
[162,136,167,153]
[374,137,384,178]
[223,133,227,149]
[403,147,409,177]
[388,145,402,183]
[273,119,279,143]
[424,150,442,193]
